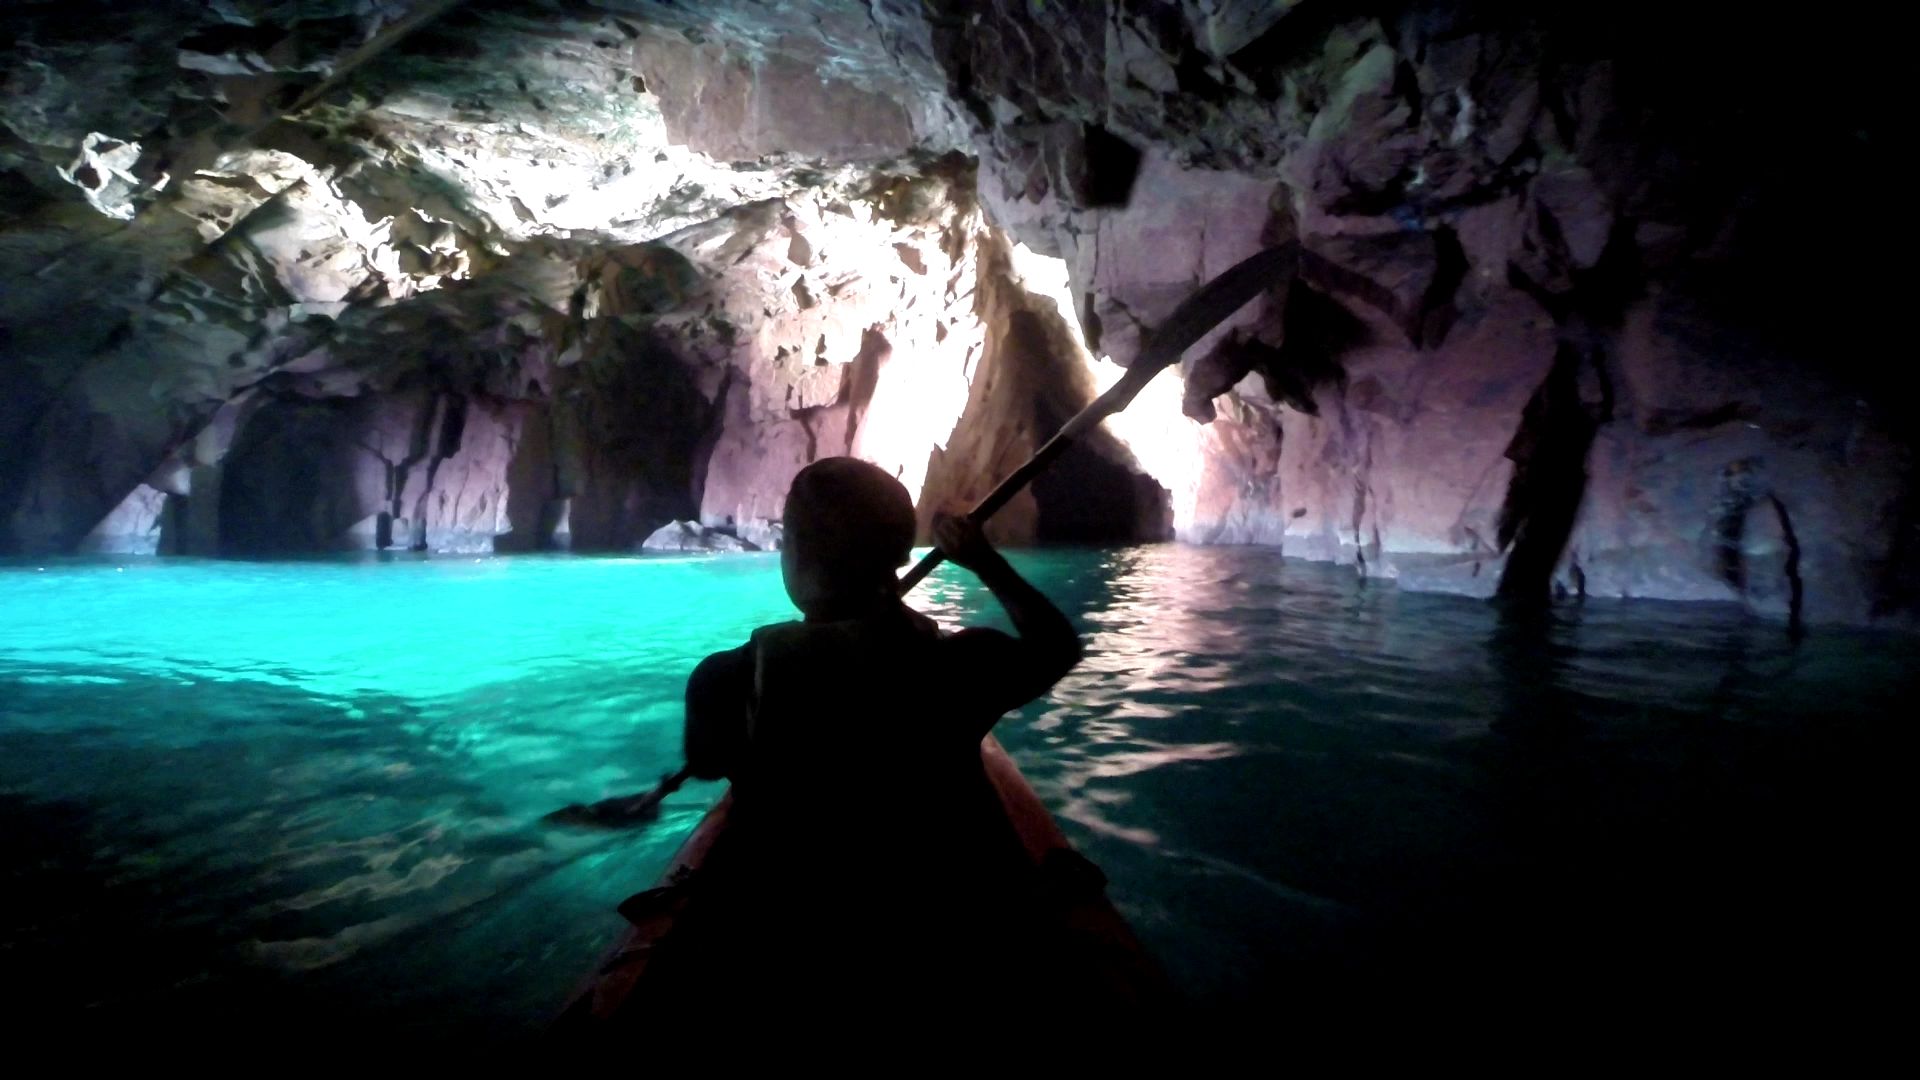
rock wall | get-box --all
[1,1,1907,624]
[4,132,1157,559]
[214,388,531,556]
[921,0,1906,624]
[688,161,994,541]
[920,233,1172,545]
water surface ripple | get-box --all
[0,547,1907,1038]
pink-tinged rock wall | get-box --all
[687,166,993,540]
[928,1,1907,624]
[1,151,468,556]
[919,233,1171,545]
[13,147,1139,561]
[213,389,532,556]
[632,36,916,164]
[691,163,1169,548]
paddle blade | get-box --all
[542,767,690,829]
[1133,242,1299,373]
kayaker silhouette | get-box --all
[547,243,1302,829]
[686,456,1083,780]
[554,246,1301,1033]
[648,457,1086,1019]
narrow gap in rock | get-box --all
[1079,124,1144,208]
[1495,343,1608,608]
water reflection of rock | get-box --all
[1469,606,1907,1027]
[936,547,1910,1026]
[1485,603,1586,741]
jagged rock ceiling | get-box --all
[0,1,1907,624]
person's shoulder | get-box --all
[747,619,813,653]
[691,637,759,684]
[746,619,806,643]
[937,625,1020,654]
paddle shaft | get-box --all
[897,242,1299,594]
[897,367,1153,592]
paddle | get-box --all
[544,770,691,827]
[898,242,1299,592]
[545,242,1298,828]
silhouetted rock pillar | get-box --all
[1495,340,1613,608]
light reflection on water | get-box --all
[0,546,1910,1038]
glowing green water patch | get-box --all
[0,553,797,694]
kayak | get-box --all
[553,735,1168,1029]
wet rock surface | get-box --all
[638,520,754,554]
[0,1,1905,623]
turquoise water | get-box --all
[0,547,1910,1040]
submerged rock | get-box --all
[640,521,754,554]
[734,519,785,552]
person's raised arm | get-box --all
[931,513,1082,723]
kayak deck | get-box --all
[555,735,1167,1028]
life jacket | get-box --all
[723,604,1018,902]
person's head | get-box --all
[780,457,916,619]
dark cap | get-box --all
[783,457,916,587]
